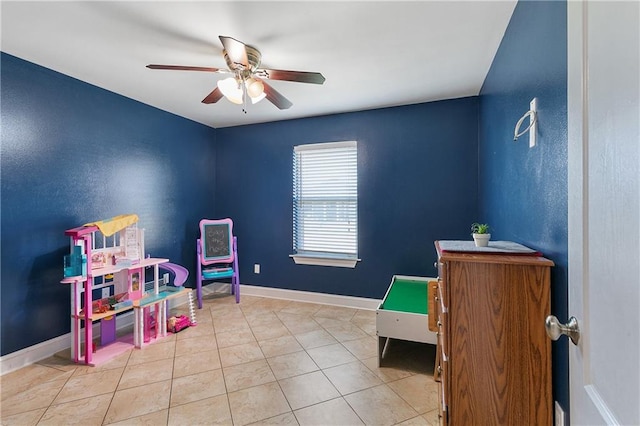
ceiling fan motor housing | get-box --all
[224,44,262,75]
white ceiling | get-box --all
[1,1,516,129]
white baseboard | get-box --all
[0,311,135,376]
[239,284,381,310]
[0,295,191,376]
[198,282,380,310]
[0,334,70,376]
[1,285,379,375]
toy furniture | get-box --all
[196,218,240,308]
[158,262,196,325]
[133,286,196,348]
[133,262,196,348]
[61,214,192,366]
[376,275,438,366]
[433,240,553,424]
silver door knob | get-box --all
[545,315,580,345]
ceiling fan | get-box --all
[147,35,325,111]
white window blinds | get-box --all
[293,141,358,259]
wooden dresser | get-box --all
[431,241,554,425]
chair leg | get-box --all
[196,275,203,309]
[232,236,239,304]
[196,238,203,309]
[234,275,240,304]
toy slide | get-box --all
[159,262,189,286]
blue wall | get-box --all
[478,0,569,416]
[215,99,479,299]
[1,53,218,356]
[1,51,480,356]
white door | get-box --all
[566,1,639,424]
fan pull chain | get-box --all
[242,78,248,114]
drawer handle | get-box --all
[437,320,442,327]
[437,365,442,373]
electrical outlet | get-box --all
[254,264,260,274]
[102,287,110,299]
[555,401,565,426]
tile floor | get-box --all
[1,292,439,425]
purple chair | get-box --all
[196,218,240,308]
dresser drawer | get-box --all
[438,326,448,374]
[437,382,445,425]
[437,282,448,358]
[438,338,449,425]
[437,277,447,312]
[436,276,449,424]
[438,384,448,425]
[437,282,447,316]
[434,331,448,405]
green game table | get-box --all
[377,275,438,366]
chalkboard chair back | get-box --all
[199,218,234,265]
[196,218,240,307]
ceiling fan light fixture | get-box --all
[250,92,267,104]
[246,78,264,98]
[217,77,243,104]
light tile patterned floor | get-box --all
[1,293,439,425]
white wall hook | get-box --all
[514,98,537,147]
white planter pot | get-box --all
[473,233,491,247]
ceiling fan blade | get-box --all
[262,81,293,110]
[258,69,325,85]
[147,64,225,73]
[202,87,224,104]
[219,35,250,70]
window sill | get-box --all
[290,254,360,268]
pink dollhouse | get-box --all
[62,214,194,365]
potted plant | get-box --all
[471,223,491,247]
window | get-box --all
[291,141,359,268]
